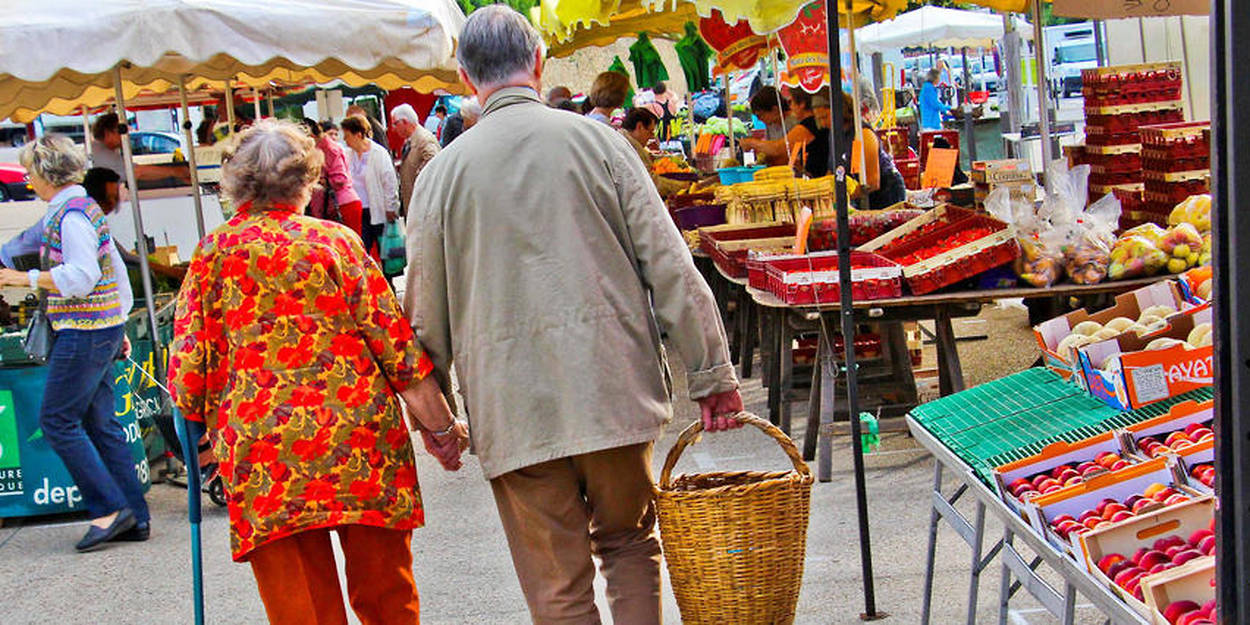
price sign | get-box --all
[1052,0,1208,18]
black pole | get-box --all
[1212,1,1250,622]
[825,1,879,619]
[960,46,977,165]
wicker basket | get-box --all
[655,412,814,625]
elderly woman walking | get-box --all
[342,114,400,264]
[0,135,148,552]
[168,119,467,624]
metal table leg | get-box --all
[766,308,784,424]
[935,307,966,395]
[739,295,757,379]
[817,337,836,481]
[730,286,745,365]
[965,501,987,625]
[920,462,944,625]
[998,529,1015,625]
[778,312,794,434]
[804,334,826,463]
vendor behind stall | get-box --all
[740,87,792,166]
[739,88,829,177]
[619,108,687,197]
[840,91,907,210]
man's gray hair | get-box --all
[459,98,483,121]
[19,134,85,188]
[456,5,544,88]
[390,103,419,126]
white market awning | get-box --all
[853,5,1032,55]
[0,0,467,122]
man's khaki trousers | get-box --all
[490,442,662,625]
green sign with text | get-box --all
[0,390,22,497]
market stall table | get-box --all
[725,272,1179,481]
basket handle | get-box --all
[658,411,813,490]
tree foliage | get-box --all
[457,0,538,17]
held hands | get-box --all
[386,211,398,223]
[400,375,468,471]
[697,388,745,433]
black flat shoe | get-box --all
[76,509,136,552]
[110,522,150,543]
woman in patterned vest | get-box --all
[0,134,149,551]
[167,119,468,624]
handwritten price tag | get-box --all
[1052,0,1207,18]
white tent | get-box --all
[0,0,466,359]
[853,5,1031,54]
[0,0,467,122]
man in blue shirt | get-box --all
[919,69,950,131]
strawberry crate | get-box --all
[698,223,796,278]
[878,214,1019,295]
[1086,109,1185,135]
[859,204,976,254]
[808,207,926,251]
[761,251,903,305]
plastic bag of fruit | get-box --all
[1167,193,1211,233]
[1121,223,1167,245]
[1060,192,1121,285]
[1108,234,1168,279]
[985,185,1062,287]
[1158,222,1205,273]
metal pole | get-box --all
[1093,19,1107,66]
[225,81,236,135]
[1031,0,1056,169]
[961,47,977,165]
[252,91,262,121]
[848,15,869,183]
[177,76,206,240]
[1002,14,1024,136]
[112,66,162,352]
[1213,2,1250,622]
[267,89,276,118]
[723,73,736,158]
[81,107,92,163]
[827,1,880,619]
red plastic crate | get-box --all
[761,251,903,305]
[919,130,960,169]
[878,214,1017,295]
[699,224,797,278]
[867,205,980,256]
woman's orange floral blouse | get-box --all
[168,205,432,561]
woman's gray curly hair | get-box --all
[220,119,324,210]
[18,134,86,188]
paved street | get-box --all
[0,304,1111,624]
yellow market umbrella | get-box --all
[541,0,905,53]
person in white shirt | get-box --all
[342,115,400,269]
[88,113,126,178]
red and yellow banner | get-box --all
[699,9,769,75]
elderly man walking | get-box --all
[405,6,743,625]
[390,103,440,214]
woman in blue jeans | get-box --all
[0,135,149,552]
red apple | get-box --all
[1109,510,1135,523]
[1185,422,1206,436]
[1165,431,1191,447]
[1155,535,1187,551]
[1081,465,1105,477]
[1114,565,1145,587]
[1124,494,1144,509]
[1189,529,1214,547]
[1197,535,1216,555]
[1131,547,1151,564]
[1102,502,1129,518]
[1138,550,1170,570]
[1097,553,1126,574]
[1164,600,1201,624]
[1064,475,1084,487]
[1051,464,1074,479]
[1109,460,1130,471]
[1096,450,1119,465]
[1172,548,1204,566]
[1133,498,1160,514]
[1165,493,1190,506]
[1106,559,1134,578]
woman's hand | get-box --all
[0,268,27,288]
[400,374,468,470]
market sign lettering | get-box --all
[0,392,21,496]
[1166,356,1213,386]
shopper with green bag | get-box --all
[381,219,406,278]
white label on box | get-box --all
[1130,364,1170,404]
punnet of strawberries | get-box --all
[891,227,995,265]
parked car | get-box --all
[1051,38,1098,98]
[129,130,184,156]
[0,163,35,202]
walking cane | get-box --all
[174,408,207,625]
[127,356,205,625]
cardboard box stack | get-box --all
[971,159,1035,210]
[1080,62,1185,211]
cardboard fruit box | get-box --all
[1077,306,1213,411]
[1140,555,1216,625]
[991,432,1132,518]
[971,159,1033,184]
[1024,456,1197,558]
[1033,280,1186,382]
[1079,496,1215,619]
